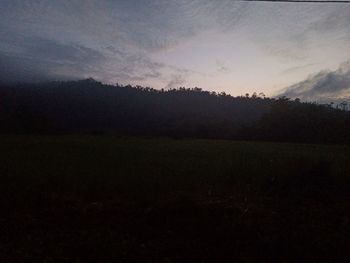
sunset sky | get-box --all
[1,0,349,101]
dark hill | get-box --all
[1,79,349,144]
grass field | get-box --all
[1,135,350,262]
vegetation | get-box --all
[1,79,350,144]
[2,80,350,261]
[1,135,350,262]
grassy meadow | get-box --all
[1,135,350,262]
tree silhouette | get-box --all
[0,79,349,144]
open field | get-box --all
[1,135,350,262]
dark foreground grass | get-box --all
[1,135,350,262]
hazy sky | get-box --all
[1,0,350,100]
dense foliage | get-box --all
[1,79,349,143]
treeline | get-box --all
[1,79,349,144]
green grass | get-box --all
[1,135,350,262]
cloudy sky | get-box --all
[0,0,349,101]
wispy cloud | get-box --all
[216,60,230,73]
[164,74,188,90]
[281,63,320,75]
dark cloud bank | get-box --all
[280,60,350,103]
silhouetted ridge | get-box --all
[1,80,349,144]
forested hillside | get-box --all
[1,79,349,144]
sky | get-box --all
[1,0,350,101]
